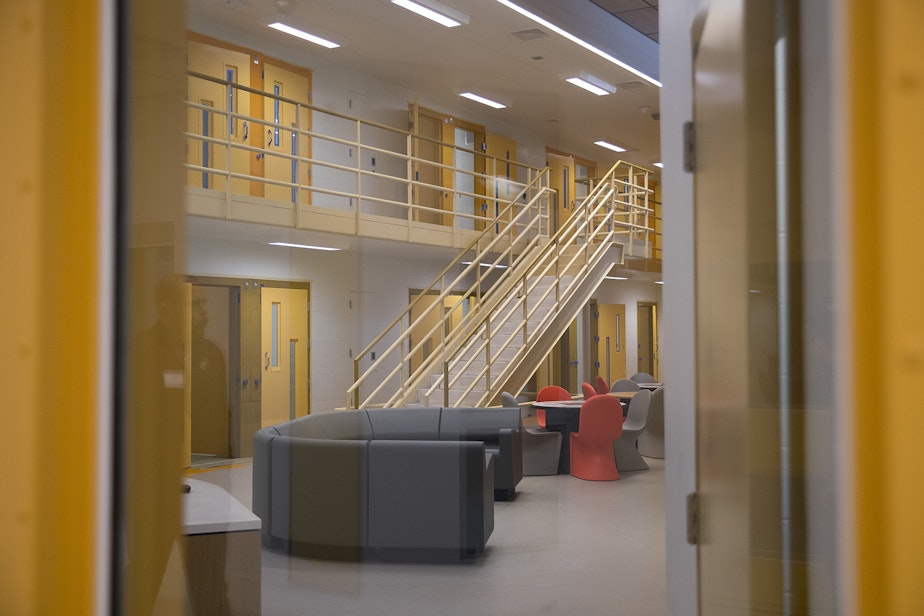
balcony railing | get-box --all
[184,70,544,247]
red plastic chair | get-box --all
[581,381,597,400]
[594,375,610,396]
[536,385,572,428]
[569,395,623,480]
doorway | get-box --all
[593,301,627,387]
[547,152,575,233]
[637,302,658,380]
[260,286,310,427]
[190,284,234,463]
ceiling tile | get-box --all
[590,0,650,11]
[615,7,659,35]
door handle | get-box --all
[265,352,270,370]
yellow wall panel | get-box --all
[849,0,924,613]
[0,1,103,613]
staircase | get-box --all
[347,161,653,409]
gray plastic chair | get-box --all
[630,372,657,384]
[637,387,664,459]
[614,388,651,471]
[610,378,640,392]
[501,392,562,476]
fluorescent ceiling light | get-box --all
[391,0,469,28]
[460,92,506,109]
[269,242,341,251]
[604,276,629,280]
[655,280,664,285]
[565,74,616,96]
[267,22,340,49]
[594,140,626,153]
[462,261,508,269]
[493,0,661,87]
[653,162,664,168]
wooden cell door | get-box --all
[262,62,312,204]
[186,37,253,195]
[547,151,576,233]
[637,302,658,380]
[260,287,309,427]
[410,105,485,228]
[484,133,518,230]
[595,302,627,386]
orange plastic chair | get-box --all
[536,385,572,428]
[581,381,597,400]
[569,395,623,481]
[594,375,610,396]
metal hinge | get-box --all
[686,492,700,545]
[683,121,696,173]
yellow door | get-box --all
[260,287,309,427]
[547,151,576,233]
[411,111,446,224]
[485,132,518,230]
[262,62,312,204]
[186,38,252,195]
[596,303,627,385]
[637,302,657,379]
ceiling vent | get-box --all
[511,28,549,41]
[615,80,648,89]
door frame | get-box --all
[186,275,310,457]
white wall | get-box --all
[185,236,361,413]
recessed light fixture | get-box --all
[460,92,506,109]
[594,140,626,153]
[461,261,508,269]
[653,162,664,168]
[565,73,616,96]
[391,0,469,28]
[267,22,340,48]
[493,0,662,87]
[269,242,341,251]
[655,280,664,285]
[604,276,629,280]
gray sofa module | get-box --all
[252,406,522,562]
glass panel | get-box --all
[289,339,296,419]
[273,82,281,147]
[225,65,236,136]
[271,302,280,368]
[200,100,213,188]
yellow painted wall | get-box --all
[849,0,924,613]
[1,1,102,613]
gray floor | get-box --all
[193,458,666,616]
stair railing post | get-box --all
[485,315,492,395]
[407,134,414,228]
[443,361,450,407]
[353,359,360,409]
[522,276,529,348]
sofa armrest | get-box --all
[252,427,278,543]
[269,437,368,552]
[490,428,523,499]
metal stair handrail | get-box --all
[347,171,553,408]
[421,161,654,407]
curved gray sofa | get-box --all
[252,406,522,562]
